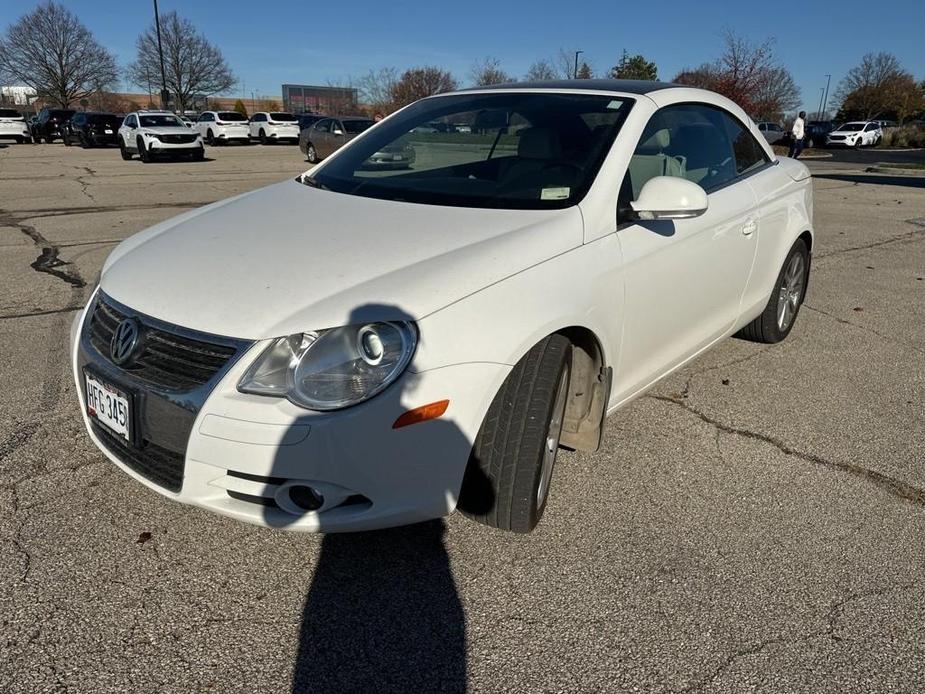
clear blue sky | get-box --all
[3,0,924,114]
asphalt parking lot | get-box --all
[1,142,924,693]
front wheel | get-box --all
[137,137,150,163]
[119,138,132,160]
[458,334,572,533]
[736,238,809,343]
[63,131,71,146]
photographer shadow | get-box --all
[259,303,492,692]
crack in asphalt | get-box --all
[649,394,925,508]
[0,210,86,288]
[670,347,774,402]
[803,304,925,355]
[816,221,925,259]
[679,583,918,692]
[0,306,82,321]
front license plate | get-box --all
[85,372,131,442]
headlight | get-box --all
[238,322,417,410]
[146,132,159,140]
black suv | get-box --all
[30,107,76,143]
[782,120,835,148]
[63,112,123,147]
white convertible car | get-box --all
[71,81,813,534]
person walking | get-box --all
[789,111,806,159]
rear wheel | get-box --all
[458,334,572,533]
[736,238,809,344]
[206,129,215,145]
[63,131,71,146]
[306,143,318,163]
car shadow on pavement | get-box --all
[256,303,485,692]
[813,172,925,189]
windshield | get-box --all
[139,114,184,127]
[218,112,247,122]
[270,112,297,121]
[838,123,864,131]
[307,93,634,209]
[343,119,375,133]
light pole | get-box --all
[573,50,583,79]
[153,0,169,109]
[820,74,832,120]
[816,87,825,120]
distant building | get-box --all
[1,85,38,106]
[282,84,359,114]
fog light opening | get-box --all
[288,485,324,512]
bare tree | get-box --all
[470,57,512,86]
[355,67,398,115]
[127,11,234,113]
[674,29,800,117]
[524,60,557,81]
[0,1,117,108]
[752,66,801,121]
[834,52,916,120]
[390,67,458,109]
[555,49,580,79]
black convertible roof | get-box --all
[457,79,682,95]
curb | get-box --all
[865,165,925,176]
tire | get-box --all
[735,238,809,344]
[192,147,204,161]
[44,135,53,144]
[875,136,882,146]
[854,137,863,149]
[137,137,150,163]
[80,133,91,148]
[259,129,268,145]
[806,137,814,148]
[63,131,71,146]
[119,138,132,160]
[206,129,215,145]
[306,143,318,163]
[458,334,572,533]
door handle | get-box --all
[742,218,757,236]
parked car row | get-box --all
[758,118,887,149]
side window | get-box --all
[723,114,771,176]
[125,115,136,127]
[315,119,332,133]
[255,114,265,122]
[623,103,738,201]
[864,123,876,131]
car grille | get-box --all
[88,295,239,391]
[91,421,184,493]
[158,134,197,144]
[829,135,845,141]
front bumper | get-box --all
[146,138,203,152]
[71,295,508,532]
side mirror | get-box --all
[630,176,708,220]
[333,129,344,136]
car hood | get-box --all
[100,179,582,339]
[142,125,197,135]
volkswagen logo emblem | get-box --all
[111,318,140,365]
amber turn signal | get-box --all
[392,400,450,429]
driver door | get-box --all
[613,103,764,400]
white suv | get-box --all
[196,111,250,145]
[249,112,300,144]
[119,111,204,162]
[0,108,31,143]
